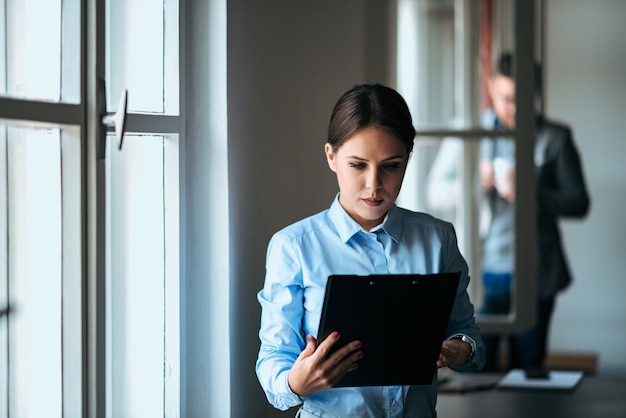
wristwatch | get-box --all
[449,334,476,360]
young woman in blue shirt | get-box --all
[256,84,485,418]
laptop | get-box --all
[316,272,461,387]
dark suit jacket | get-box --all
[534,116,590,298]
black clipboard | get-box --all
[317,272,461,387]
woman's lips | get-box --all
[363,197,383,207]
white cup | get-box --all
[493,157,515,195]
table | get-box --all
[436,372,626,418]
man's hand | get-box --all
[287,332,364,397]
[480,161,496,191]
[495,167,516,201]
[437,338,471,368]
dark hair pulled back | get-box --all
[327,84,416,156]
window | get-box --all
[1,1,83,416]
[396,0,540,333]
[0,0,181,416]
[104,0,180,415]
[0,124,82,417]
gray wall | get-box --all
[544,0,626,377]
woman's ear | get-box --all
[325,143,337,172]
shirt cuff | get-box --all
[279,370,306,407]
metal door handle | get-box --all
[98,78,128,160]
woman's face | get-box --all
[325,126,409,230]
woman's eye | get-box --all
[349,163,366,170]
[383,163,401,170]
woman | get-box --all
[256,84,485,417]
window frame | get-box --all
[396,0,538,334]
[87,0,183,416]
[0,0,184,416]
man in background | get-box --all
[428,52,591,371]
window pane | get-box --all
[6,125,63,418]
[0,122,82,418]
[424,136,516,316]
[397,0,516,131]
[397,0,522,327]
[5,0,61,100]
[397,0,458,130]
[1,0,80,103]
[106,134,179,417]
[0,126,7,418]
[60,125,83,417]
[107,0,179,114]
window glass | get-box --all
[397,0,522,326]
[424,137,516,316]
[0,0,181,415]
[106,134,179,417]
[1,0,82,410]
[0,126,7,418]
[397,0,516,132]
[5,125,63,418]
[104,0,180,415]
[1,0,81,102]
[397,0,458,130]
[107,0,179,115]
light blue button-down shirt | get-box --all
[256,196,484,418]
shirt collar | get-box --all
[378,205,402,244]
[328,194,402,244]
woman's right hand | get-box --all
[287,332,364,397]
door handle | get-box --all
[98,78,128,160]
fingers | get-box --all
[330,337,364,377]
[315,331,341,356]
[437,343,453,367]
[318,332,363,364]
[346,348,364,372]
[288,333,364,397]
[438,340,469,368]
[313,333,364,380]
[298,334,317,359]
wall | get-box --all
[226,1,393,417]
[545,0,626,377]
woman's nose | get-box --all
[366,168,382,190]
